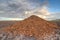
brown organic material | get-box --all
[0,15,58,39]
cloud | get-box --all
[0,0,52,20]
[24,5,50,20]
[46,12,60,20]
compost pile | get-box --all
[0,15,60,40]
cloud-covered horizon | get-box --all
[0,0,60,20]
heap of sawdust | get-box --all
[1,15,58,39]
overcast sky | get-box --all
[0,0,60,21]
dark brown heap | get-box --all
[1,15,58,39]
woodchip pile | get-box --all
[0,15,60,40]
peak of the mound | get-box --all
[28,15,41,19]
[25,15,45,21]
[0,15,58,40]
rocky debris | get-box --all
[0,32,36,40]
[0,32,60,40]
[0,15,59,40]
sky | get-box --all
[0,0,60,21]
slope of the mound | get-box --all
[0,15,58,40]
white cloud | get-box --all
[38,6,50,15]
[46,12,60,20]
[24,5,50,20]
